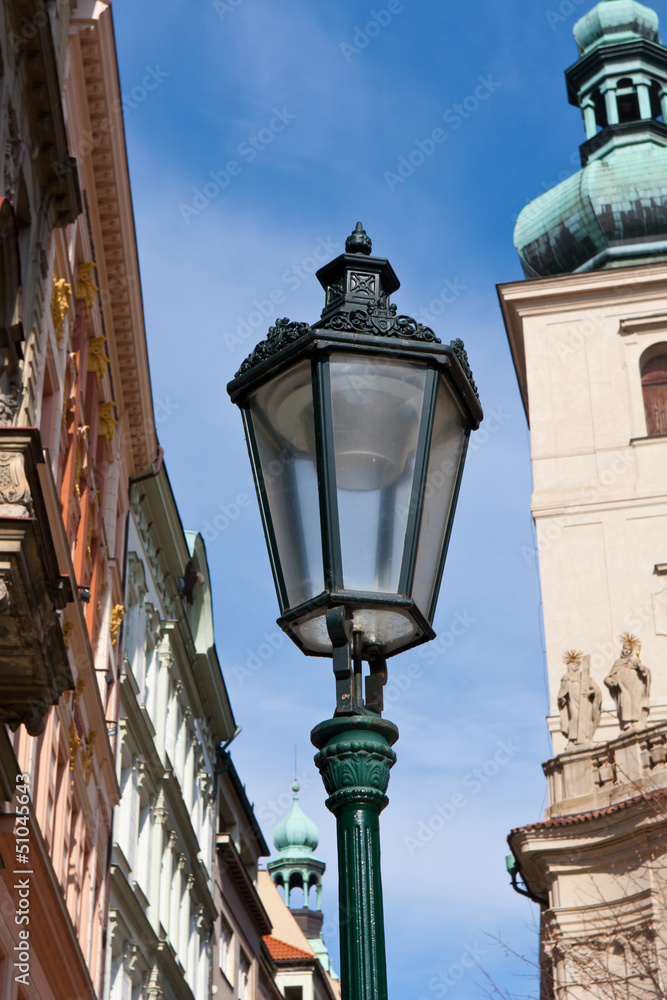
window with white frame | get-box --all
[238,952,250,1000]
[219,919,233,982]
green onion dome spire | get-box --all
[273,780,320,856]
[514,0,667,277]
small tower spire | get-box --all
[515,0,667,276]
[268,782,335,971]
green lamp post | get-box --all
[227,223,482,1000]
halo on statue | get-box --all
[619,632,640,651]
[563,649,584,664]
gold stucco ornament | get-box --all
[51,276,72,344]
[75,262,99,314]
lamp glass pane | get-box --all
[411,375,467,617]
[329,354,428,594]
[249,361,323,609]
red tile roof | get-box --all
[263,936,314,962]
[509,787,667,836]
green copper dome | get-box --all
[273,781,320,856]
[514,0,667,277]
[574,0,659,55]
[515,139,667,276]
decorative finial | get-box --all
[292,779,300,795]
[346,221,372,255]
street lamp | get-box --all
[227,223,482,1000]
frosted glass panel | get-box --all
[329,355,427,594]
[250,362,323,608]
[411,376,466,616]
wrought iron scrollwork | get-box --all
[235,317,312,377]
[450,338,479,400]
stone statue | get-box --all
[558,652,602,745]
[604,635,650,731]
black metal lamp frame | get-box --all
[229,323,481,664]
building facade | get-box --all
[0,5,334,1000]
[108,469,236,1000]
[500,1,667,997]
[0,1,158,998]
[214,753,280,1000]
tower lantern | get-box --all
[515,0,667,277]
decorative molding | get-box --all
[75,262,99,314]
[74,678,86,705]
[51,276,72,344]
[68,721,82,770]
[0,386,21,427]
[110,604,125,647]
[83,730,96,786]
[3,106,21,201]
[0,450,33,516]
[98,402,117,445]
[130,496,176,617]
[314,734,396,813]
[88,337,109,384]
[61,620,74,651]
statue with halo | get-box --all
[558,651,602,746]
[604,634,650,731]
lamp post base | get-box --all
[311,714,399,1000]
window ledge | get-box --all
[630,433,667,445]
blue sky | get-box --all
[110,0,660,996]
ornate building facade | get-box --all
[500,1,667,996]
[0,4,339,1000]
[109,470,236,1000]
[0,1,157,998]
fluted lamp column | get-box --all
[227,223,482,1000]
[312,716,397,1000]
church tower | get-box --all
[268,782,335,974]
[499,1,667,996]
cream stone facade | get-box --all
[500,263,667,753]
[501,1,667,996]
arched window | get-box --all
[641,349,667,436]
[616,77,640,123]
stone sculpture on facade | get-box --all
[558,651,602,745]
[604,634,650,731]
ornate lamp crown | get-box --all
[234,223,479,400]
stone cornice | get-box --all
[217,834,272,936]
[109,864,159,952]
[498,262,667,422]
[508,788,667,903]
[69,11,157,476]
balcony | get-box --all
[0,428,72,735]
